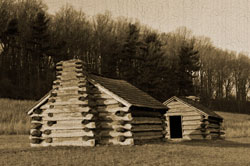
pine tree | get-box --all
[29,11,50,55]
[118,23,141,83]
[137,32,169,100]
[177,40,200,96]
[28,11,51,99]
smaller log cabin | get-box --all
[163,96,224,140]
[27,59,168,147]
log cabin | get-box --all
[27,59,168,147]
[163,96,224,140]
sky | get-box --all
[43,0,250,54]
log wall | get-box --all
[30,60,95,147]
[88,84,133,145]
[165,100,224,140]
[87,79,166,145]
[29,59,167,146]
[131,109,166,144]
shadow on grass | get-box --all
[173,139,250,148]
[133,139,250,148]
[1,137,250,155]
[0,146,95,154]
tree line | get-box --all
[0,0,249,113]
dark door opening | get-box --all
[169,116,183,138]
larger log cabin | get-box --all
[27,59,168,147]
[163,96,224,140]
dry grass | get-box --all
[0,135,250,166]
[0,99,35,134]
[216,111,250,138]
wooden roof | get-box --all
[163,96,223,120]
[88,74,168,110]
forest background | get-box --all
[0,0,249,113]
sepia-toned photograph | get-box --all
[0,0,250,165]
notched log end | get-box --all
[33,109,42,114]
[31,123,42,130]
[47,121,57,126]
[43,130,52,135]
[31,130,42,137]
[31,138,43,144]
[45,137,53,143]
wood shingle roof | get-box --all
[89,74,168,110]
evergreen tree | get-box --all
[29,11,50,54]
[101,38,120,78]
[177,40,200,96]
[28,11,52,99]
[137,32,169,100]
[118,23,141,83]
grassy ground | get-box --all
[1,99,250,165]
[216,111,250,138]
[0,135,250,166]
[0,99,35,134]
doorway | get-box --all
[169,116,183,138]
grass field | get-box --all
[0,99,250,165]
[0,99,35,135]
[216,111,250,138]
[0,135,250,166]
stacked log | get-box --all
[88,84,133,145]
[204,117,225,140]
[165,99,224,140]
[131,109,166,144]
[30,108,43,144]
[29,59,95,147]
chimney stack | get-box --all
[31,59,96,146]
